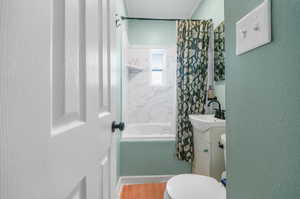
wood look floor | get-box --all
[120,183,167,199]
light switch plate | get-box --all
[236,0,271,55]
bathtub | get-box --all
[122,123,176,141]
[120,123,191,176]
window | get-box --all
[150,49,166,86]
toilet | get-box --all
[164,134,226,199]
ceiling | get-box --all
[124,0,203,19]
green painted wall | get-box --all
[120,140,191,176]
[192,0,226,109]
[127,20,176,46]
[225,0,300,198]
[193,0,224,26]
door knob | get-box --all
[112,121,125,133]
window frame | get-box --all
[149,49,167,87]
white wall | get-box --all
[125,46,176,125]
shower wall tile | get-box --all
[126,47,176,125]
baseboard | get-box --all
[115,175,174,199]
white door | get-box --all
[0,0,119,198]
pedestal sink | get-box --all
[189,114,225,132]
[189,114,226,180]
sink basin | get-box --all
[189,114,225,131]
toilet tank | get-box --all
[193,127,225,181]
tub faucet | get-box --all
[208,98,225,120]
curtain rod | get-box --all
[121,16,201,22]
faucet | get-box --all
[208,98,225,120]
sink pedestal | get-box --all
[189,114,226,181]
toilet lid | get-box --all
[166,174,226,199]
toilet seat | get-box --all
[165,174,226,199]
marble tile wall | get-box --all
[125,46,176,125]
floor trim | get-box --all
[116,175,174,199]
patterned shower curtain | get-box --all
[214,21,225,81]
[176,20,212,162]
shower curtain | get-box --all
[214,21,225,81]
[176,20,212,162]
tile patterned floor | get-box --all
[120,183,166,199]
